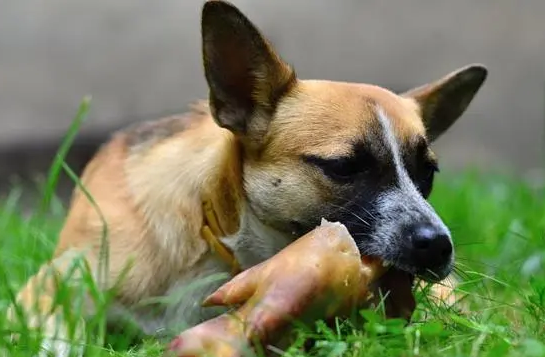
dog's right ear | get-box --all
[201,0,296,140]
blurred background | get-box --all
[1,0,545,206]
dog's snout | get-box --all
[408,224,453,270]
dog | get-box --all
[7,1,487,356]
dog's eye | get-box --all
[303,155,365,183]
[421,162,439,183]
[418,161,439,197]
[426,162,439,177]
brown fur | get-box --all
[8,1,486,355]
[55,103,244,302]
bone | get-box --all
[165,219,389,357]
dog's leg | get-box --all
[7,249,98,357]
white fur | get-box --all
[374,105,450,237]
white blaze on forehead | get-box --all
[374,105,413,187]
[374,105,449,231]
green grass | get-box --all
[0,101,544,356]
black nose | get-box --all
[410,224,453,270]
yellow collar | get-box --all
[201,200,241,275]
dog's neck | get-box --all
[206,157,293,270]
[200,137,243,238]
[223,204,294,270]
[202,126,294,270]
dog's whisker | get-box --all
[333,196,379,221]
[347,222,370,229]
[328,204,371,228]
[424,268,441,281]
[352,204,378,221]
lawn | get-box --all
[1,171,544,357]
[0,103,544,356]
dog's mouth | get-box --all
[289,220,434,318]
[363,256,416,320]
[362,248,452,284]
[385,258,452,284]
[373,267,416,320]
[290,221,418,319]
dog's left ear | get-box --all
[402,64,487,142]
[201,0,296,142]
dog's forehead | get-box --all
[267,80,426,157]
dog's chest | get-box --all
[124,209,293,336]
[116,253,233,337]
[161,255,234,334]
[228,209,295,269]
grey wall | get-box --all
[1,0,545,201]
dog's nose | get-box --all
[410,224,453,269]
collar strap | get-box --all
[201,201,241,275]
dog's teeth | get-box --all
[382,260,393,268]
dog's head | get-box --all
[201,1,487,282]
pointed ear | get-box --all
[402,64,487,142]
[201,0,296,138]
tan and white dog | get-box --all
[8,1,487,356]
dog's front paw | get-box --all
[7,307,85,357]
[37,314,86,357]
[37,337,82,357]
